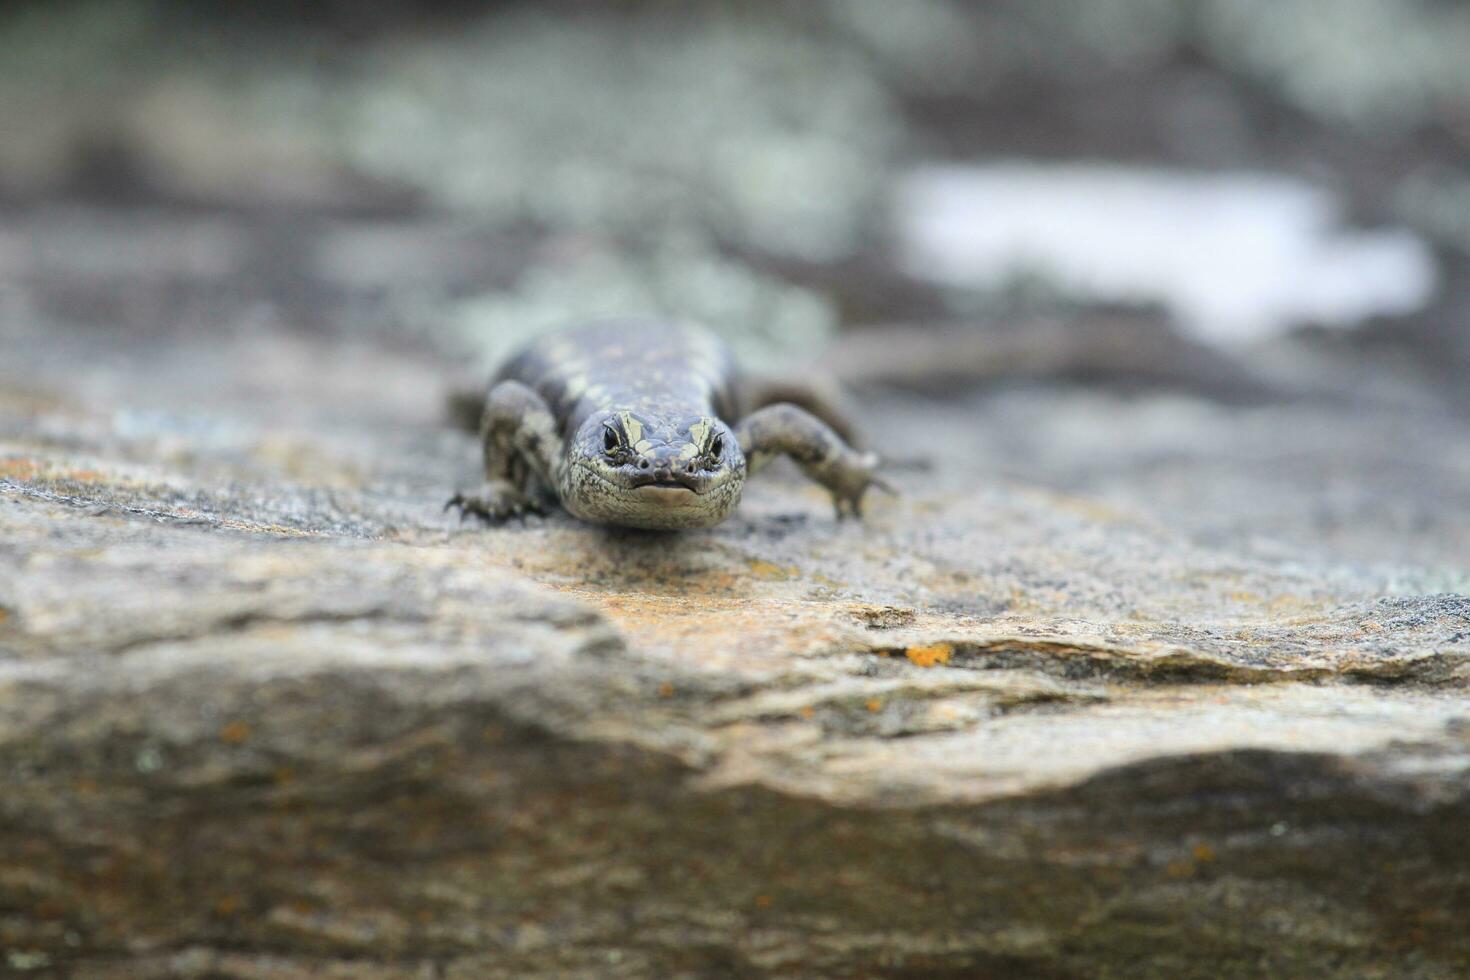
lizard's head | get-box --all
[560,409,745,530]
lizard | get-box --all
[446,318,888,530]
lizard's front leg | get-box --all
[447,380,563,524]
[735,373,859,445]
[736,403,889,520]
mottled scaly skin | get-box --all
[448,319,884,530]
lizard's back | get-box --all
[496,319,739,436]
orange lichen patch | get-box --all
[904,642,953,668]
[219,721,253,745]
[214,895,242,917]
[754,895,773,909]
[798,705,816,720]
[0,608,8,625]
[657,682,675,698]
[0,458,41,480]
[865,698,883,713]
[1192,843,1217,863]
[562,590,850,674]
[485,532,789,598]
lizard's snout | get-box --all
[629,447,700,490]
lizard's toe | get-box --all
[446,481,543,527]
[445,494,496,525]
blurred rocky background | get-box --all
[2,2,1468,977]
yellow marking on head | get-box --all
[618,412,644,446]
[634,440,654,456]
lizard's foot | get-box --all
[824,451,895,520]
[737,402,895,523]
[445,480,546,525]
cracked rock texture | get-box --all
[2,209,1469,978]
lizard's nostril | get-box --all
[638,459,650,470]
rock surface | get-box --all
[2,223,1469,977]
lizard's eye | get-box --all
[603,426,620,454]
[709,435,724,457]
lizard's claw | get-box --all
[445,481,545,526]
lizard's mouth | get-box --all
[566,459,736,529]
[628,473,702,492]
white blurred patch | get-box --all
[895,164,1438,346]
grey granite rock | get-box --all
[2,281,1468,977]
